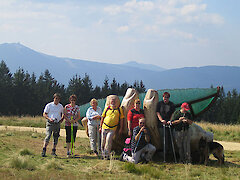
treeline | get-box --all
[198,86,240,124]
[0,60,146,116]
[1,60,240,124]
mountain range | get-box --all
[0,43,239,92]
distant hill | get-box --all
[0,43,239,91]
[122,61,166,72]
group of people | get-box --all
[41,92,193,164]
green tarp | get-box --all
[79,87,219,124]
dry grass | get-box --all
[196,121,240,142]
[0,130,239,179]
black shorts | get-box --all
[65,126,78,143]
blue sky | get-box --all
[0,0,239,69]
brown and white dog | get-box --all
[199,137,224,165]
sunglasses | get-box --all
[164,96,169,99]
[139,122,145,124]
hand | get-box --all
[179,117,184,121]
[182,119,188,123]
[167,121,171,125]
[49,118,54,122]
[162,120,167,125]
[99,127,102,133]
[143,128,147,134]
[140,126,145,132]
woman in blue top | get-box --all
[86,98,102,156]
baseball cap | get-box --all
[181,102,190,111]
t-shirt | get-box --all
[43,102,64,123]
[171,110,193,131]
[156,101,175,127]
[64,104,80,126]
[127,108,145,130]
[102,106,124,130]
[131,126,150,152]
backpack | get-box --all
[103,106,122,128]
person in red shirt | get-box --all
[127,99,145,137]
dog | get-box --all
[199,137,224,165]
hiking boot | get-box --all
[119,152,125,161]
[41,148,46,157]
[94,150,98,156]
[51,149,57,157]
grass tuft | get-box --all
[46,160,63,170]
[20,148,33,156]
[10,156,35,171]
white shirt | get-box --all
[43,102,64,123]
[86,106,102,126]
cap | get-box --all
[181,102,190,111]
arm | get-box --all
[99,116,104,133]
[74,110,81,123]
[63,107,70,123]
[127,110,133,136]
[171,117,184,125]
[118,118,124,134]
[43,112,53,122]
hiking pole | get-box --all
[134,131,143,153]
[168,124,177,163]
[71,116,74,156]
[163,124,166,162]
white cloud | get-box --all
[180,4,206,15]
[117,25,129,33]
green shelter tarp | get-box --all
[79,87,219,124]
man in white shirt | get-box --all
[41,93,64,157]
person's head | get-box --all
[69,94,77,104]
[139,117,146,128]
[90,98,98,108]
[53,93,61,105]
[181,102,190,113]
[134,99,141,109]
[162,92,170,103]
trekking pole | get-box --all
[134,131,143,153]
[71,116,74,156]
[168,124,177,163]
[163,124,166,162]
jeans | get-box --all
[123,143,156,164]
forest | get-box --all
[0,60,239,124]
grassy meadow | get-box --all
[0,116,239,142]
[0,130,239,180]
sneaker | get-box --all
[67,151,71,158]
[41,148,46,157]
[51,149,57,157]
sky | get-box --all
[0,0,239,69]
